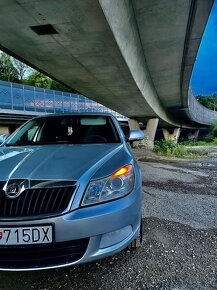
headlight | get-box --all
[82,165,134,206]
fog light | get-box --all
[99,225,132,249]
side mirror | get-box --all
[128,130,144,142]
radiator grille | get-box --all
[0,186,76,218]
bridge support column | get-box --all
[188,129,199,141]
[128,119,140,147]
[128,119,140,130]
[162,128,181,143]
[144,118,159,149]
[0,125,9,134]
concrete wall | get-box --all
[0,125,9,134]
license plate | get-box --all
[0,225,53,245]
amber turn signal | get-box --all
[112,165,133,177]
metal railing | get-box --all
[0,80,127,120]
[1,80,216,125]
[188,88,217,125]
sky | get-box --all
[190,0,217,95]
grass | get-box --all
[181,138,217,147]
[154,140,207,158]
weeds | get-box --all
[154,140,200,158]
[181,137,217,146]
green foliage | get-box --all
[50,80,71,92]
[12,58,32,81]
[172,145,187,157]
[181,137,217,147]
[26,71,52,88]
[24,71,71,92]
[0,51,72,93]
[210,137,217,145]
[180,140,196,146]
[196,95,217,111]
[154,140,198,158]
[208,119,217,139]
[154,140,176,155]
[0,52,19,82]
[22,71,72,92]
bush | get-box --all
[180,137,217,147]
[154,140,176,155]
[173,145,188,157]
[180,140,195,146]
[154,140,197,158]
[211,137,217,145]
[208,119,217,139]
[154,140,177,155]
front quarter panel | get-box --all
[72,142,142,211]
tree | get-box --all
[196,95,217,111]
[208,119,217,139]
[0,51,72,92]
[13,58,32,81]
[26,71,52,88]
[50,80,71,92]
[25,70,72,92]
[0,52,19,82]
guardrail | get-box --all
[0,80,127,120]
[188,88,217,125]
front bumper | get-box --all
[0,186,142,271]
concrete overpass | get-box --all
[0,0,214,145]
[1,80,216,143]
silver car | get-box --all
[0,113,144,271]
[0,134,8,145]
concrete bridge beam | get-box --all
[98,0,179,127]
[0,1,213,128]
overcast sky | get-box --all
[190,1,217,95]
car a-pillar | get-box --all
[162,128,181,143]
[128,118,159,149]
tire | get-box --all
[128,219,143,250]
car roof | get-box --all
[33,112,115,119]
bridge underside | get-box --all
[0,110,32,125]
[0,0,213,127]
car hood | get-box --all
[0,144,123,181]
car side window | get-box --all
[28,125,40,142]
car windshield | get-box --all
[0,134,8,144]
[5,115,121,146]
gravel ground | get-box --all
[0,149,217,290]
